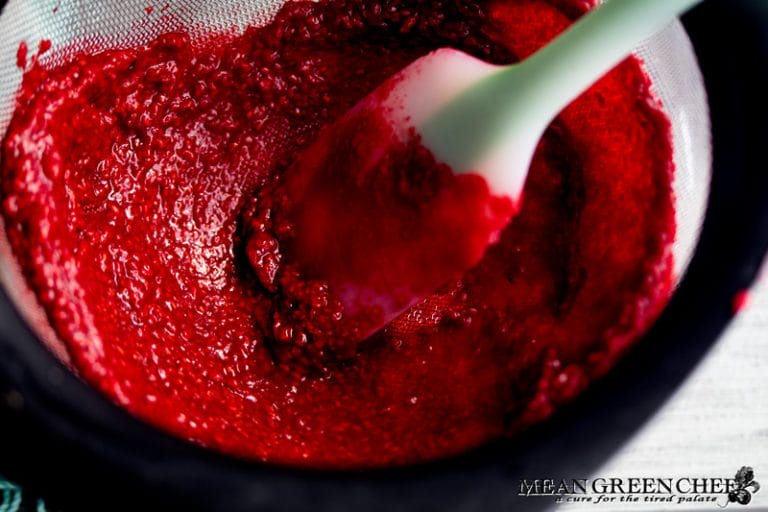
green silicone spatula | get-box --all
[265,0,704,347]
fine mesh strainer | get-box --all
[0,0,712,363]
[0,0,741,511]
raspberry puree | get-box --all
[1,0,675,468]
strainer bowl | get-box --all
[0,0,767,511]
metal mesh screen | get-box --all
[0,0,711,353]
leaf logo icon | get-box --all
[725,466,761,507]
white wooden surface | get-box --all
[551,266,768,511]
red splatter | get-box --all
[16,41,28,69]
[38,39,52,56]
[732,289,751,314]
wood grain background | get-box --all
[553,267,768,511]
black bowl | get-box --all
[1,0,767,510]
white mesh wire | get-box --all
[0,1,711,336]
[635,23,711,279]
[0,0,287,132]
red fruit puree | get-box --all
[1,0,675,468]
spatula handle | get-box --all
[517,0,704,122]
[418,0,703,199]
